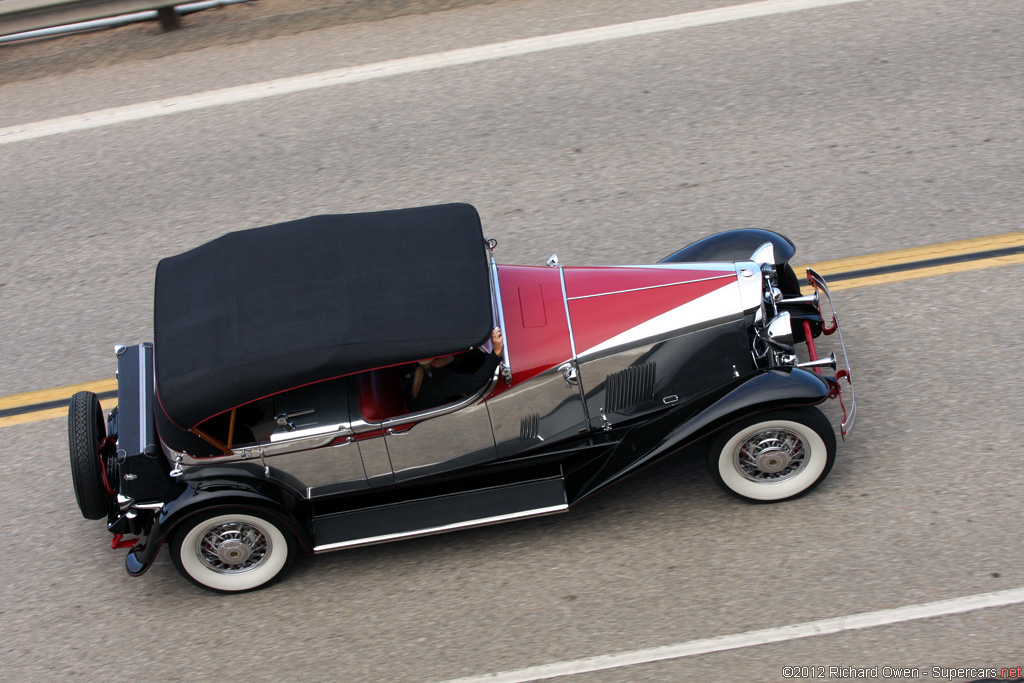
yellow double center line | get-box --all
[0,378,119,429]
[803,230,1024,292]
[3,230,1024,429]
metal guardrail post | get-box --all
[156,5,180,30]
[0,0,186,37]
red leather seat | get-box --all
[357,366,408,422]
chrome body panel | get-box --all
[174,431,369,499]
[578,320,756,426]
[344,370,502,482]
[383,399,496,481]
[268,438,368,497]
[487,365,589,459]
[734,260,765,314]
[355,436,395,489]
[347,372,396,487]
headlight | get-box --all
[750,241,776,266]
[765,311,794,350]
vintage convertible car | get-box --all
[68,203,854,592]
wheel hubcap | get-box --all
[754,447,791,473]
[735,429,807,482]
[196,521,271,574]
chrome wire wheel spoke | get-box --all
[173,511,295,592]
[709,409,836,503]
[196,521,272,574]
[734,428,807,482]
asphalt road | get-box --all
[1,0,1023,680]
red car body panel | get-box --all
[562,266,739,357]
[496,264,743,388]
[494,265,574,390]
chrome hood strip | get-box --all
[566,273,735,301]
[575,279,746,360]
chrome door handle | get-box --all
[558,363,579,386]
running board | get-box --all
[312,474,567,553]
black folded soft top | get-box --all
[154,203,493,428]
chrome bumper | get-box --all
[806,268,856,437]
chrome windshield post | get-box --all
[488,249,512,384]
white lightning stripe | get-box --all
[0,0,872,145]
[439,587,1024,683]
[576,281,742,358]
[566,274,734,301]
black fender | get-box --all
[646,368,831,457]
[569,368,830,503]
[659,229,801,295]
[659,228,796,265]
[124,466,312,576]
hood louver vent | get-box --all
[520,413,540,440]
[605,362,656,414]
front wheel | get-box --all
[708,407,836,502]
[170,509,296,593]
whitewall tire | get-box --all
[170,510,295,592]
[709,407,836,502]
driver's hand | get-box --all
[491,328,504,357]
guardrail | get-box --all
[1,0,187,37]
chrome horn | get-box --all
[796,352,837,371]
[780,292,819,306]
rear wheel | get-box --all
[708,407,836,502]
[170,509,296,593]
[68,391,110,520]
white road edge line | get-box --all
[0,0,871,145]
[438,587,1024,683]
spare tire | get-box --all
[68,391,110,520]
